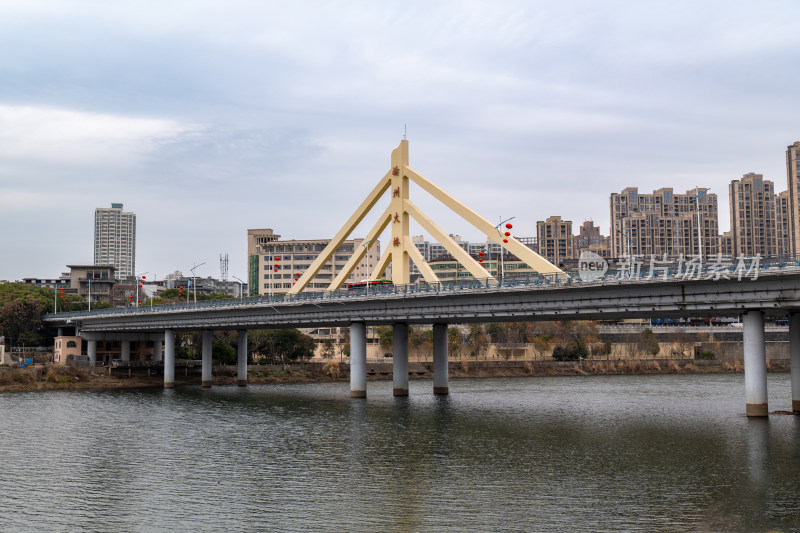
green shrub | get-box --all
[552,340,589,361]
[696,350,715,360]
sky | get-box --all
[1,0,798,282]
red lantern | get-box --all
[504,231,510,237]
[274,269,278,272]
[294,278,298,282]
[503,239,508,243]
[138,299,141,304]
[141,276,146,280]
[295,272,300,276]
[139,284,143,288]
[275,257,281,261]
[478,258,483,263]
[505,223,512,229]
[478,251,484,256]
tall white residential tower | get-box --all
[94,203,136,280]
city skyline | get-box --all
[1,1,798,281]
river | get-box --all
[1,374,798,532]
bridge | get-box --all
[44,141,800,417]
[46,269,800,417]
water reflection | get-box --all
[0,375,798,532]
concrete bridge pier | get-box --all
[790,312,800,413]
[201,329,212,387]
[153,340,162,363]
[121,340,131,362]
[393,323,409,397]
[164,329,175,388]
[432,323,449,395]
[87,340,97,367]
[743,310,768,417]
[350,322,367,398]
[237,329,248,386]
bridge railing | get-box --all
[44,255,800,320]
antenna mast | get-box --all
[220,253,229,281]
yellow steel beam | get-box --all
[405,200,493,281]
[404,235,439,283]
[326,207,392,291]
[287,172,392,295]
[405,166,564,276]
[371,246,392,280]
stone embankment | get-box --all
[0,358,788,393]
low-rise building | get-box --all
[66,265,116,305]
[0,336,7,365]
[53,336,83,365]
[247,228,377,295]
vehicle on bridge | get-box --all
[346,279,393,296]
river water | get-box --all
[1,374,798,532]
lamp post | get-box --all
[616,229,632,257]
[690,187,708,260]
[232,275,245,302]
[190,263,205,304]
[87,278,94,312]
[135,272,148,307]
[494,216,515,280]
[361,237,379,294]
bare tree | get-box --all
[465,323,489,360]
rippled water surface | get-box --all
[1,374,799,532]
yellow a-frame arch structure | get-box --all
[287,141,564,294]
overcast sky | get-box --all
[1,0,798,282]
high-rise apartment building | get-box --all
[609,187,719,258]
[776,190,792,256]
[536,216,574,266]
[785,141,800,255]
[573,220,609,255]
[728,173,777,258]
[247,229,378,295]
[94,203,136,280]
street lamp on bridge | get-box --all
[135,272,148,307]
[232,275,245,301]
[190,263,206,304]
[490,216,515,280]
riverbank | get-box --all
[0,358,790,393]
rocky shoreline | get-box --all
[0,358,788,394]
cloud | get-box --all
[0,105,185,165]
